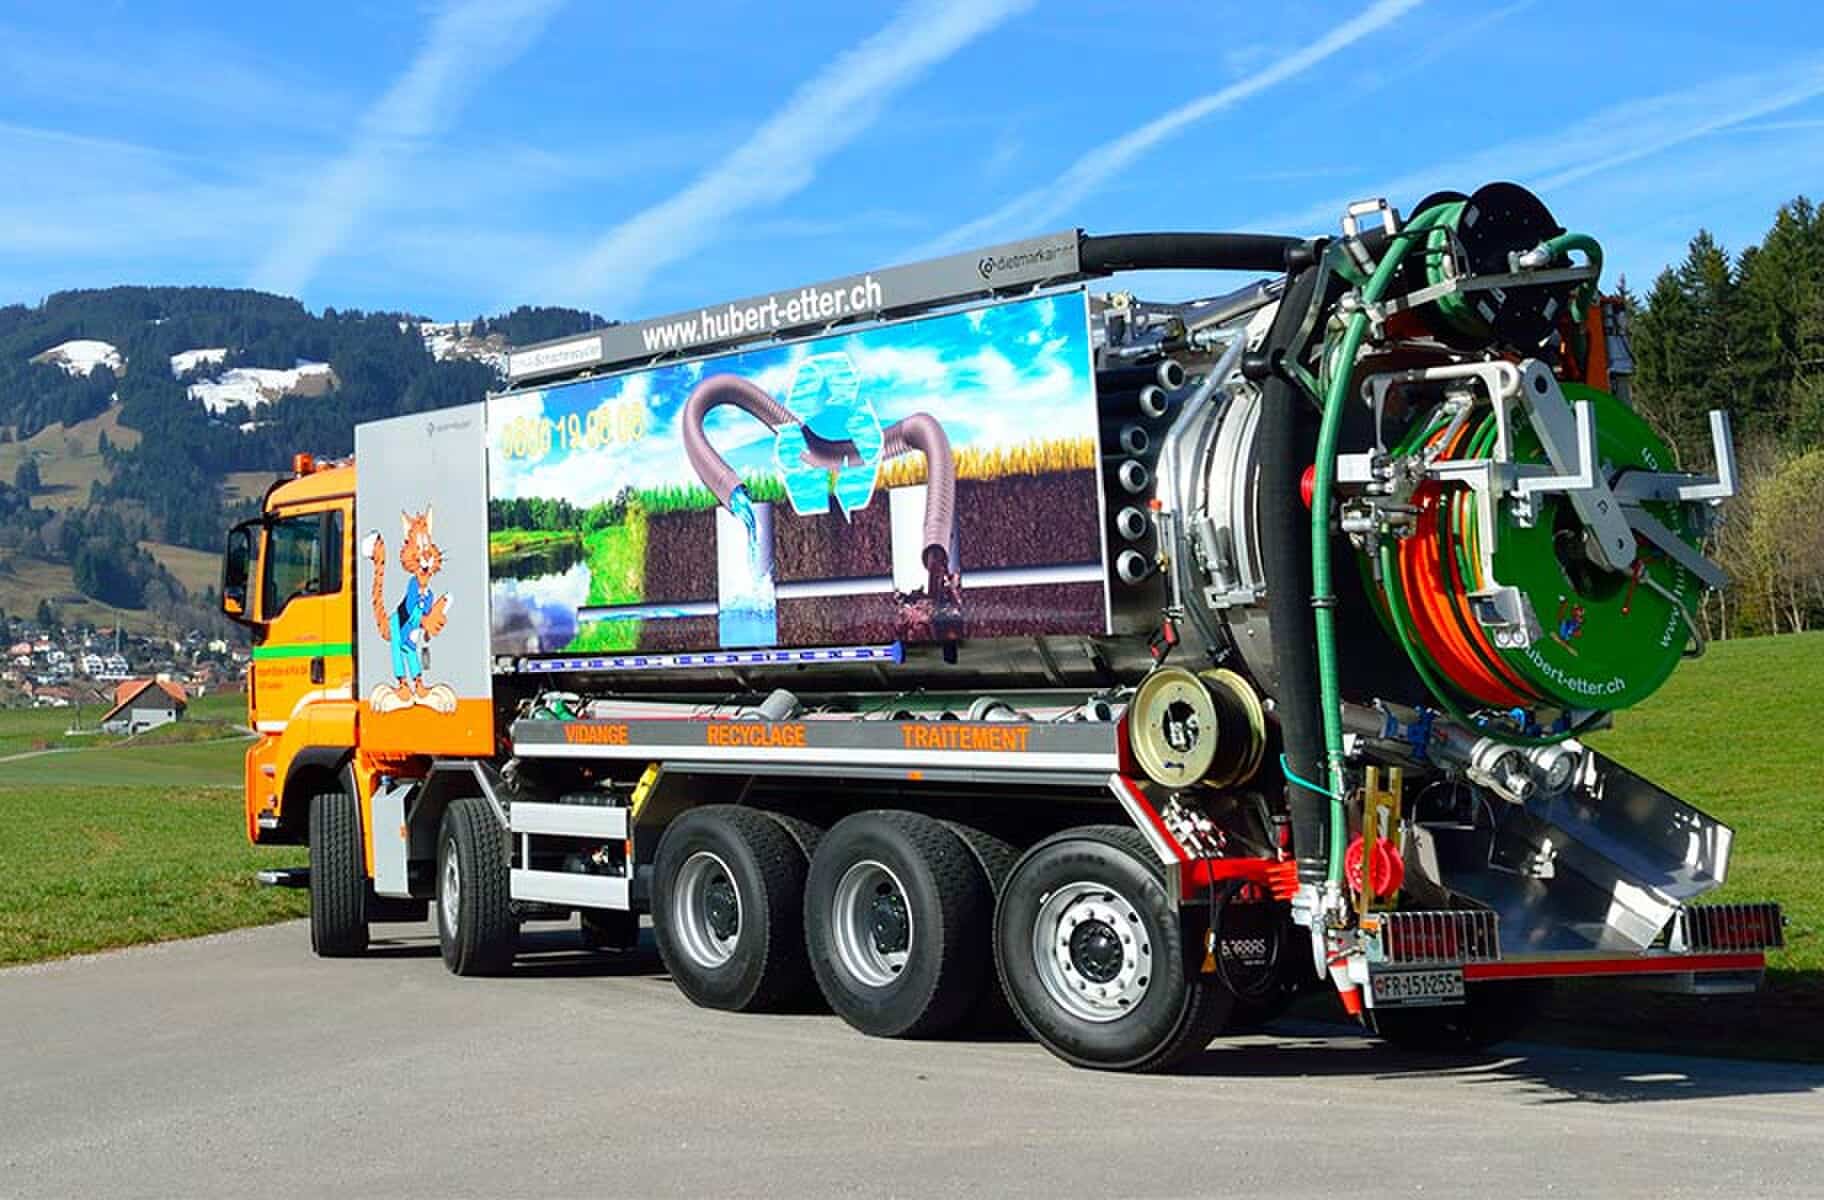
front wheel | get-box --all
[995,826,1231,1072]
[308,789,368,957]
[436,795,518,976]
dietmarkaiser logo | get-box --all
[977,241,1071,282]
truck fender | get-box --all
[403,759,510,870]
[276,746,355,844]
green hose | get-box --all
[1310,205,1451,886]
[1537,231,1602,323]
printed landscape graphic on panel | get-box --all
[486,293,1105,657]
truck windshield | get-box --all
[262,511,342,617]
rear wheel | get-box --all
[653,806,814,1012]
[995,826,1231,1072]
[806,811,993,1039]
[308,789,368,957]
[1372,980,1549,1052]
[436,796,518,976]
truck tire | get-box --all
[994,825,1231,1072]
[653,805,814,1012]
[942,820,1019,1030]
[805,811,992,1039]
[436,795,518,976]
[308,789,368,957]
[579,908,640,951]
[1372,980,1549,1053]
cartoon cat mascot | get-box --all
[361,507,458,714]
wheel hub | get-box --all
[672,851,742,968]
[1068,919,1124,983]
[869,888,910,955]
[832,860,914,988]
[1032,883,1152,1023]
[704,875,739,941]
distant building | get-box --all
[99,679,188,735]
[80,653,132,680]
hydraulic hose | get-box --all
[1079,232,1303,276]
[1255,261,1330,885]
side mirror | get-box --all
[222,522,257,625]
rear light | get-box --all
[1674,902,1784,953]
[1368,909,1501,966]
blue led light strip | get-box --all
[516,642,905,674]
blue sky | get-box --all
[5,1,1823,321]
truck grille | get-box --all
[1674,902,1784,953]
[1371,910,1501,966]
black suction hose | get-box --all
[1079,232,1303,276]
[1253,258,1330,885]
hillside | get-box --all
[0,287,609,631]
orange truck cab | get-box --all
[222,458,367,850]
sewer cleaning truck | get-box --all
[224,182,1782,1071]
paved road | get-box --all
[5,921,1823,1198]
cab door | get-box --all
[250,504,351,735]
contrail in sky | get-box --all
[544,0,1036,314]
[252,0,564,297]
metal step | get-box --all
[256,867,310,889]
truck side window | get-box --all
[262,511,343,617]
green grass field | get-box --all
[0,708,306,967]
[1590,630,1823,978]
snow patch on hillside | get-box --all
[189,361,336,415]
[31,339,124,377]
[419,320,507,376]
[170,348,229,377]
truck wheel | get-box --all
[1372,980,1549,1053]
[942,820,1019,1030]
[436,795,518,976]
[653,805,814,1012]
[308,789,368,957]
[805,811,992,1039]
[580,908,640,951]
[995,826,1231,1072]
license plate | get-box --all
[1370,968,1466,1008]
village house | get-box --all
[98,679,188,735]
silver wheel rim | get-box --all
[672,851,741,968]
[831,860,913,988]
[1032,881,1151,1023]
[440,839,461,934]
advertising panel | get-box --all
[487,291,1104,660]
[354,403,494,753]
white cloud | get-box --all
[539,0,1036,314]
[250,0,565,297]
[915,0,1425,256]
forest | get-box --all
[1629,197,1824,637]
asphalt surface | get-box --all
[5,921,1823,1199]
